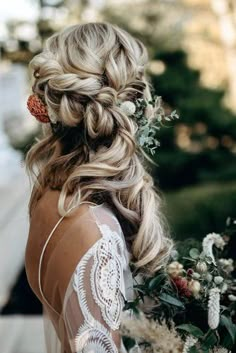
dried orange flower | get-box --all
[27,94,50,123]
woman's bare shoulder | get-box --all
[27,188,95,270]
[30,188,92,225]
[25,189,98,302]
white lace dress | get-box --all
[32,202,135,353]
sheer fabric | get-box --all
[38,202,135,353]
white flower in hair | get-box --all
[119,100,136,116]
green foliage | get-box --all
[176,324,204,339]
[164,181,236,240]
[220,315,236,347]
[132,96,179,155]
[158,293,185,309]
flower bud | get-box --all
[214,276,224,285]
[167,261,183,278]
[196,261,208,273]
[188,280,201,298]
[119,101,136,116]
[192,272,201,280]
[228,294,236,302]
[187,268,194,276]
[205,273,213,282]
[221,283,228,294]
[170,249,179,260]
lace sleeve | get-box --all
[62,205,130,353]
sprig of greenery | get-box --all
[135,95,179,155]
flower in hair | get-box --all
[119,95,179,155]
[119,100,136,116]
[27,94,50,123]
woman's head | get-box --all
[26,22,173,276]
[31,22,150,127]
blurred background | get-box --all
[0,0,235,351]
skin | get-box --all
[25,188,122,351]
[25,189,95,313]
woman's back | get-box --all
[25,190,134,353]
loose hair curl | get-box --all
[26,22,173,277]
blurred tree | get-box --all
[100,0,236,240]
[102,0,189,55]
[149,50,236,190]
[103,0,236,112]
[165,181,236,240]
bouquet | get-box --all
[121,218,236,353]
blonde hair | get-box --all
[26,22,173,277]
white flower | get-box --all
[219,258,234,274]
[119,101,136,116]
[167,261,183,278]
[183,335,198,353]
[208,287,220,329]
[214,276,224,285]
[228,294,236,302]
[202,233,225,265]
[210,347,231,353]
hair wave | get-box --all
[26,22,173,277]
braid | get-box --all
[26,22,173,276]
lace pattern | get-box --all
[73,328,119,353]
[90,224,126,329]
[62,204,133,353]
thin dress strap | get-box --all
[38,201,98,316]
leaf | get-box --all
[220,315,236,344]
[189,248,200,259]
[189,347,199,353]
[202,330,218,350]
[158,293,185,308]
[122,337,136,351]
[176,324,204,338]
[148,274,166,291]
[142,125,150,136]
[182,256,196,262]
[138,135,145,146]
[222,331,234,349]
[199,347,209,353]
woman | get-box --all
[24,22,173,353]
